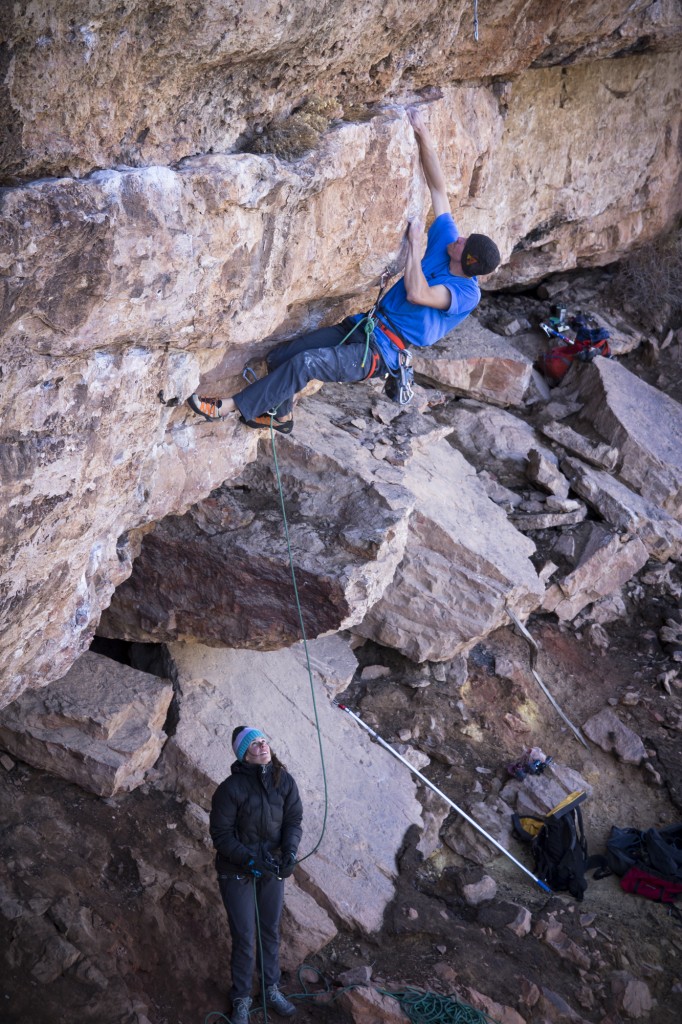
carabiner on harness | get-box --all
[398,349,414,405]
[384,349,414,406]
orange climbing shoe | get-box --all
[241,413,293,435]
[187,394,223,421]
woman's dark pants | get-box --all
[218,873,284,1000]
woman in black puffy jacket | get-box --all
[210,726,303,1023]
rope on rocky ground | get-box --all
[380,988,498,1024]
[268,422,328,862]
[262,966,501,1024]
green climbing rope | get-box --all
[379,988,499,1024]
[336,312,376,369]
[268,422,328,862]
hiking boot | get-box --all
[230,996,252,1024]
[187,394,223,421]
[266,984,296,1017]
[240,413,293,435]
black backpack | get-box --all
[513,791,602,901]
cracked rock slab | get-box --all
[582,708,647,764]
[160,638,423,935]
[411,317,533,407]
[355,421,544,662]
[0,651,173,796]
[562,456,682,562]
[568,359,682,517]
[99,393,416,648]
[542,523,649,621]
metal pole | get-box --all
[505,606,589,749]
[336,704,551,892]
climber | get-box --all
[210,727,303,1024]
[188,106,501,433]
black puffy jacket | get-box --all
[209,759,303,875]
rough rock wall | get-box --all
[1,3,682,703]
[2,0,681,181]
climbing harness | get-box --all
[375,303,415,405]
[505,606,589,749]
[336,271,414,404]
[335,702,551,892]
[336,273,390,372]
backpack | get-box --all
[539,314,611,384]
[513,791,602,901]
[605,824,682,919]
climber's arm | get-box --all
[403,220,451,310]
[408,107,450,219]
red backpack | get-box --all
[539,315,611,384]
[620,866,682,904]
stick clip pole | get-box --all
[336,704,551,893]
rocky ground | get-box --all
[2,264,682,1024]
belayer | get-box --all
[210,727,303,1023]
[189,107,500,433]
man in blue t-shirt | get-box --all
[189,108,500,433]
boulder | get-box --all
[160,638,423,935]
[102,389,544,663]
[527,448,571,498]
[537,420,619,471]
[538,987,591,1022]
[609,972,653,1019]
[446,402,557,487]
[279,882,337,973]
[411,318,533,407]
[582,709,647,764]
[337,986,409,1024]
[443,794,515,866]
[356,423,544,661]
[0,651,173,796]
[568,359,682,517]
[542,524,649,621]
[561,456,682,562]
[460,874,498,906]
[98,392,415,648]
[510,507,588,531]
[462,988,525,1024]
[501,762,593,816]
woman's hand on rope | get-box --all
[279,853,297,878]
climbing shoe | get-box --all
[230,996,252,1024]
[241,413,293,435]
[187,394,223,421]
[266,985,296,1017]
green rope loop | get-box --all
[336,313,376,369]
[378,988,500,1024]
[204,968,502,1024]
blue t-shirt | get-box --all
[353,213,480,371]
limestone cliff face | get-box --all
[1,2,682,702]
[2,0,681,181]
